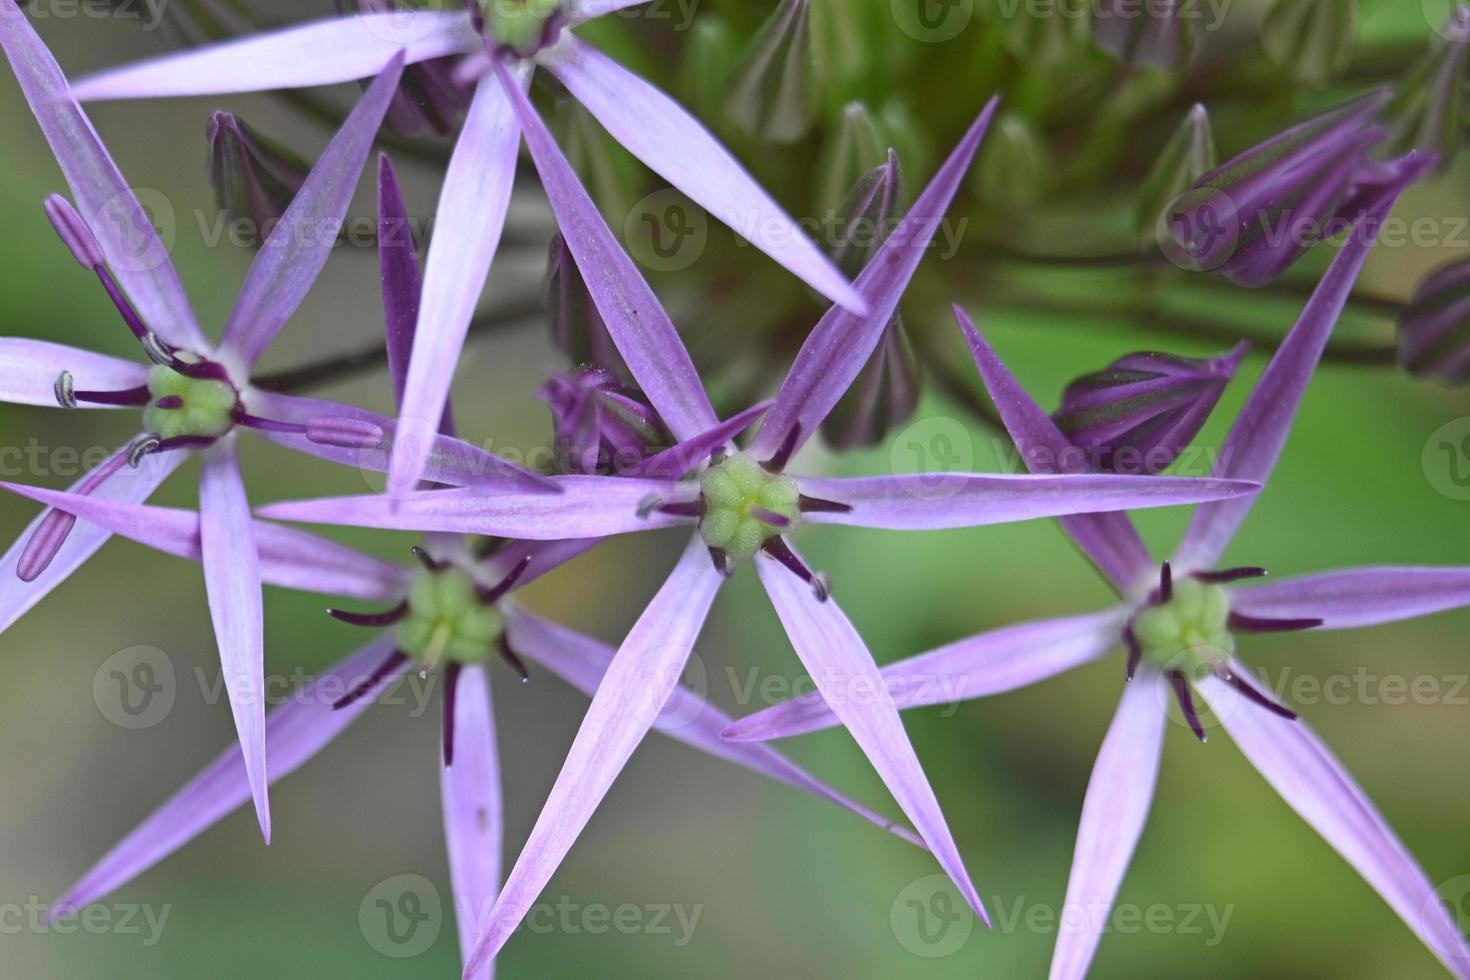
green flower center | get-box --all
[698,453,801,563]
[395,568,502,667]
[483,0,563,57]
[1130,578,1235,677]
[142,364,238,441]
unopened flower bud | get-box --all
[208,112,308,242]
[538,366,670,476]
[1262,0,1357,87]
[726,0,815,144]
[1136,105,1216,250]
[545,234,627,376]
[1383,3,1470,172]
[336,0,470,135]
[973,113,1049,211]
[1398,257,1470,386]
[1093,0,1196,71]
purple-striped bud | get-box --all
[538,366,670,476]
[1160,93,1388,286]
[1384,3,1470,172]
[43,194,105,269]
[335,0,470,136]
[208,112,308,242]
[1261,0,1357,86]
[307,416,387,449]
[726,0,814,144]
[545,234,628,376]
[1398,257,1470,386]
[1092,0,1196,70]
[1053,345,1245,475]
[821,152,921,450]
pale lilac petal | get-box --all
[543,36,865,314]
[442,664,502,978]
[1229,566,1470,632]
[0,482,412,602]
[1174,190,1407,572]
[488,56,717,442]
[794,472,1259,530]
[377,153,420,410]
[258,475,687,540]
[1200,668,1470,977]
[956,307,1154,595]
[723,608,1126,741]
[70,12,476,101]
[504,607,921,847]
[390,67,528,495]
[0,7,206,351]
[0,446,182,636]
[750,101,997,460]
[629,401,772,479]
[755,550,989,926]
[462,535,724,975]
[220,56,406,368]
[198,442,269,841]
[51,636,405,915]
[246,390,559,495]
[1048,678,1166,980]
[0,339,146,407]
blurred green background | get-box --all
[2,1,1468,977]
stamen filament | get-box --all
[477,555,533,605]
[327,601,410,628]
[761,536,832,601]
[1227,612,1324,634]
[442,661,462,768]
[762,423,802,473]
[1194,566,1269,584]
[798,494,853,515]
[498,633,530,682]
[1168,670,1208,742]
[332,649,410,710]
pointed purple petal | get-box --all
[377,154,421,411]
[441,664,502,977]
[1229,566,1470,631]
[505,607,921,846]
[198,442,269,841]
[50,636,404,915]
[70,12,475,101]
[257,475,685,539]
[462,535,724,975]
[0,339,146,407]
[219,56,405,368]
[794,472,1258,530]
[751,102,997,460]
[755,549,990,926]
[0,445,181,636]
[389,68,528,495]
[1200,667,1470,977]
[488,56,718,443]
[543,36,864,314]
[0,8,206,351]
[956,307,1154,595]
[724,608,1125,741]
[628,401,772,479]
[1048,678,1166,980]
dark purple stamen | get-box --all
[762,423,802,473]
[153,395,185,410]
[17,448,131,582]
[761,536,831,601]
[798,494,853,515]
[74,384,152,408]
[1224,670,1299,721]
[442,661,462,767]
[167,357,234,384]
[92,265,153,343]
[1124,623,1142,680]
[707,547,732,576]
[327,600,409,628]
[332,649,409,711]
[1159,561,1174,603]
[478,555,533,605]
[749,506,792,529]
[411,546,448,573]
[656,499,705,519]
[232,409,304,435]
[1193,566,1269,584]
[1168,670,1208,742]
[1227,612,1324,634]
[153,435,220,454]
[498,633,530,682]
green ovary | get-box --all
[484,0,562,56]
[395,569,502,666]
[698,453,801,563]
[1131,578,1235,676]
[142,365,238,440]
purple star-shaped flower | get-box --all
[62,0,872,494]
[725,158,1470,979]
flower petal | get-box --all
[0,481,412,602]
[628,401,772,480]
[0,339,146,407]
[219,55,406,369]
[505,606,921,847]
[723,608,1126,741]
[0,7,206,350]
[256,475,686,539]
[376,153,421,410]
[389,67,528,495]
[1048,678,1166,980]
[955,307,1154,595]
[50,635,404,916]
[1200,668,1470,977]
[442,664,502,978]
[462,535,724,975]
[542,35,864,314]
[0,446,182,637]
[794,472,1259,530]
[70,11,476,101]
[488,55,718,442]
[750,102,997,460]
[755,549,989,926]
[198,442,269,841]
[1228,566,1470,632]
